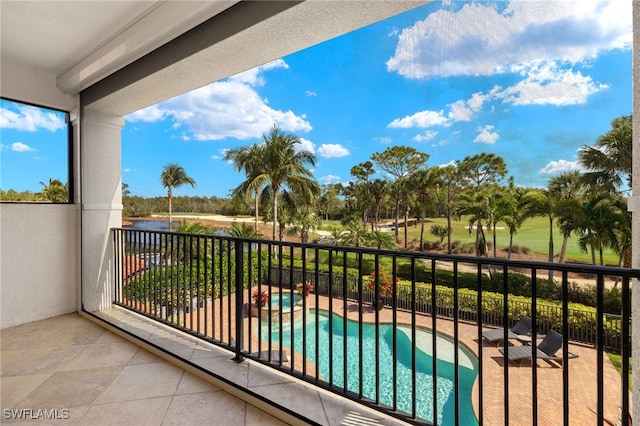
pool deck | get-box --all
[177,287,628,425]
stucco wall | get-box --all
[0,204,79,328]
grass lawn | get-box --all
[607,353,632,391]
[391,216,618,265]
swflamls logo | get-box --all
[3,408,70,420]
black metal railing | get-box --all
[112,228,637,425]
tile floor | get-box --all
[1,310,402,426]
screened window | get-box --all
[0,98,72,203]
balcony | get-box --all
[104,227,638,425]
[3,226,634,425]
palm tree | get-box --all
[576,195,619,265]
[290,205,322,243]
[224,143,267,232]
[38,178,68,202]
[455,191,490,257]
[342,219,371,248]
[241,125,319,241]
[228,222,261,239]
[578,115,632,193]
[160,163,196,230]
[549,171,587,263]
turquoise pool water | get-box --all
[269,292,302,309]
[261,310,478,425]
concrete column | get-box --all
[632,2,639,422]
[80,109,124,312]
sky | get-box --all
[0,1,633,198]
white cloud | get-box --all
[305,90,317,97]
[387,1,631,79]
[413,130,438,142]
[319,174,342,184]
[11,142,35,152]
[0,105,65,132]
[318,144,350,158]
[498,62,608,105]
[125,59,310,140]
[295,138,315,154]
[388,109,447,128]
[539,159,581,174]
[474,125,499,144]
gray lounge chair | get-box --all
[482,316,532,346]
[499,329,578,365]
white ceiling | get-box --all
[1,1,239,93]
[1,1,428,115]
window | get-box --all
[0,98,72,203]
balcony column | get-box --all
[632,3,640,422]
[80,109,124,313]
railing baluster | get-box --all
[562,270,569,426]
[621,276,630,426]
[531,268,537,425]
[597,273,604,426]
[476,262,483,426]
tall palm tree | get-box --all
[240,125,319,240]
[224,143,267,232]
[160,163,196,229]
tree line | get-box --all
[4,115,631,269]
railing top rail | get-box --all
[112,227,640,278]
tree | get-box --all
[369,179,388,230]
[38,178,68,203]
[371,146,429,246]
[548,171,587,263]
[241,126,319,240]
[160,163,196,230]
[410,168,435,250]
[578,115,632,193]
[576,195,620,265]
[228,222,261,239]
[457,154,507,254]
[432,165,461,254]
[225,143,268,232]
[457,153,507,188]
[290,205,322,243]
[455,191,491,257]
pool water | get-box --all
[261,310,478,425]
[269,292,302,310]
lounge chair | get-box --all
[482,316,532,346]
[499,329,579,365]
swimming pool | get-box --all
[261,310,478,425]
[269,292,302,309]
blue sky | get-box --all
[1,1,633,198]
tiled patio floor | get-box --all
[0,313,289,425]
[1,310,403,426]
